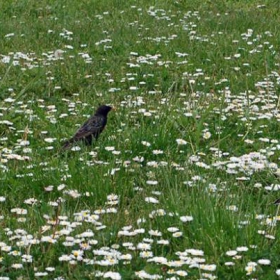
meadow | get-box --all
[0,0,280,279]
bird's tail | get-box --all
[62,138,74,150]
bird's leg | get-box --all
[85,135,93,145]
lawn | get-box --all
[0,0,280,279]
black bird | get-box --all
[62,105,113,149]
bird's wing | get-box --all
[72,115,105,140]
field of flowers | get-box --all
[0,0,280,279]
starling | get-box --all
[62,105,113,149]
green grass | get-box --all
[1,0,280,279]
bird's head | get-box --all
[95,105,114,116]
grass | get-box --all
[0,0,280,279]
